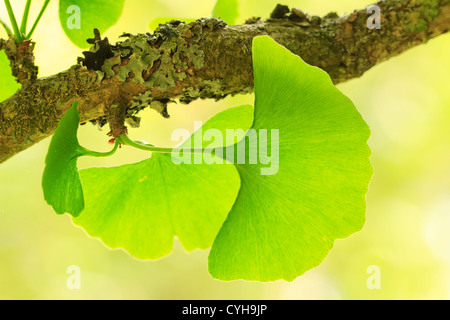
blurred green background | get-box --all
[1,0,450,299]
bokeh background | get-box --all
[1,0,450,299]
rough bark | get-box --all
[0,0,449,164]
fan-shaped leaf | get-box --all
[73,105,254,259]
[42,102,86,216]
[208,36,373,281]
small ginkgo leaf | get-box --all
[208,36,373,281]
[212,0,239,25]
[0,50,20,102]
[42,102,86,216]
[73,105,254,259]
[59,0,125,48]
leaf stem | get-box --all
[118,134,215,154]
[20,0,32,35]
[3,0,23,41]
[82,139,120,158]
[0,18,12,36]
[26,0,50,39]
[118,134,174,153]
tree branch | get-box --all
[0,0,449,164]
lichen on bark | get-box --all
[78,19,227,135]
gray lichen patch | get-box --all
[128,91,151,119]
[180,43,204,69]
[78,18,229,125]
[103,19,222,92]
[179,79,228,104]
[145,53,182,90]
[95,19,228,121]
[76,19,231,129]
[149,100,166,114]
[129,91,171,120]
[101,55,122,78]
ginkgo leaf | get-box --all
[72,105,254,259]
[0,50,20,102]
[208,36,373,281]
[42,102,86,216]
[42,101,118,216]
[59,0,125,48]
[212,0,239,25]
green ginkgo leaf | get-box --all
[59,0,125,48]
[42,101,118,216]
[0,50,20,102]
[73,105,254,259]
[212,0,239,25]
[179,104,253,149]
[42,102,86,216]
[208,36,373,281]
